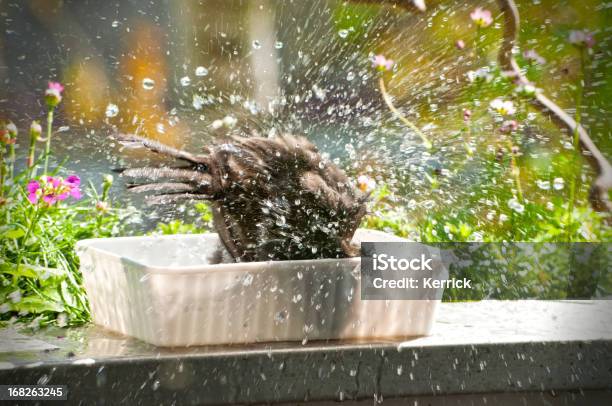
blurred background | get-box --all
[0,0,610,236]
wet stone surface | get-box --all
[0,300,611,405]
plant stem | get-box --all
[378,77,432,149]
[507,140,524,202]
[566,48,586,241]
[43,109,54,174]
[27,133,38,177]
[14,205,41,285]
[475,26,481,59]
[0,146,5,199]
[462,120,474,156]
[8,143,15,180]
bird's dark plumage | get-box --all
[117,133,368,262]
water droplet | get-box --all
[507,197,525,214]
[242,273,254,286]
[553,177,565,190]
[252,40,262,49]
[180,76,191,86]
[421,200,436,209]
[142,78,155,90]
[338,29,349,38]
[37,374,50,385]
[275,310,288,323]
[96,367,107,387]
[274,41,283,49]
[536,180,550,190]
[152,380,160,390]
[223,115,237,128]
[192,94,204,110]
[105,103,119,118]
[346,71,355,81]
[111,20,120,28]
[195,66,208,76]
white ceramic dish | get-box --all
[77,229,443,347]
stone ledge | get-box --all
[0,301,611,405]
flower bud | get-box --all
[101,174,113,201]
[103,174,114,187]
[45,82,64,108]
[30,121,42,140]
[6,121,17,138]
[0,121,17,144]
[96,201,110,213]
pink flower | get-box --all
[455,40,466,50]
[48,82,64,93]
[568,30,595,48]
[470,7,493,28]
[27,180,41,204]
[523,49,545,65]
[499,120,518,133]
[64,175,82,199]
[64,175,80,187]
[490,98,516,116]
[463,109,472,122]
[372,55,394,72]
[45,81,64,108]
[26,175,82,206]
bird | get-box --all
[116,133,368,262]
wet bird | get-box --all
[117,133,368,262]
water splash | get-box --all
[142,78,155,90]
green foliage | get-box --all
[1,98,125,328]
[361,183,610,301]
[151,202,214,235]
[332,2,380,42]
[0,169,125,328]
